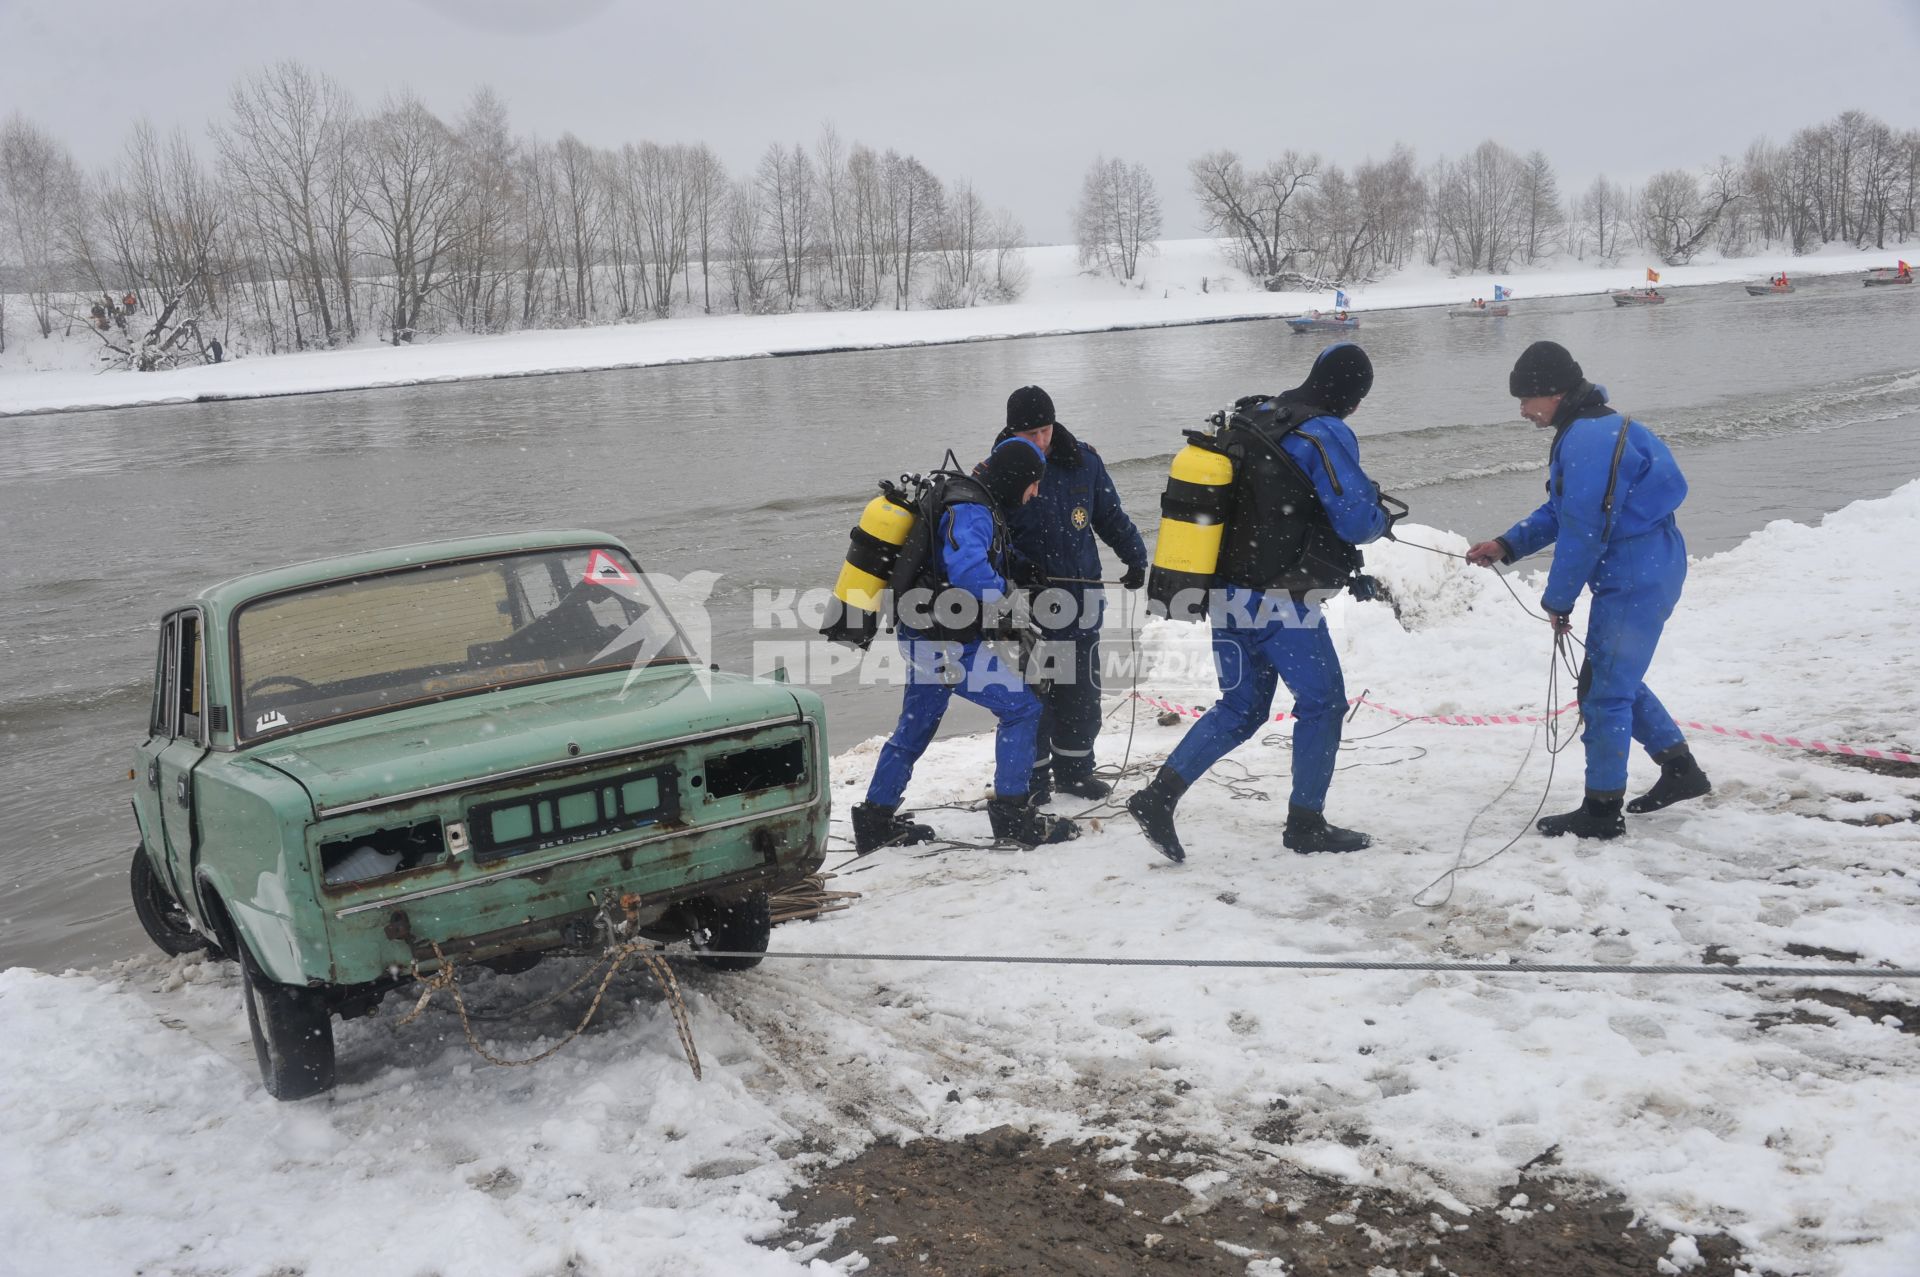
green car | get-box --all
[129,531,829,1099]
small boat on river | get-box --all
[1863,266,1912,287]
[1449,304,1509,317]
[1287,312,1360,332]
[1611,290,1666,306]
[1745,278,1794,296]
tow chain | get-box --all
[399,895,702,1079]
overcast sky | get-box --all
[3,0,1918,242]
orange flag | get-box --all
[1646,268,1661,284]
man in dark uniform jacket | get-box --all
[994,385,1149,801]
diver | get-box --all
[851,437,1081,853]
[1465,340,1711,838]
[1127,343,1391,862]
[991,385,1149,802]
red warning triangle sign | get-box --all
[582,548,638,588]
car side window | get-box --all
[176,613,203,743]
[153,616,178,739]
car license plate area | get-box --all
[467,764,679,865]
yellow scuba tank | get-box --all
[1146,431,1235,621]
[821,484,919,648]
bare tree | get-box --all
[1188,149,1317,278]
[1520,150,1563,263]
[1852,117,1904,249]
[1430,141,1528,271]
[1299,164,1370,282]
[687,143,729,314]
[0,114,82,338]
[813,123,856,307]
[214,62,361,346]
[722,176,777,313]
[1073,155,1161,281]
[1637,161,1742,264]
[757,142,813,310]
[987,206,1028,301]
[551,133,602,322]
[851,143,890,306]
[62,121,226,368]
[1353,145,1424,273]
[929,178,987,308]
[882,150,941,309]
[1581,175,1632,263]
[450,87,519,333]
[358,92,469,343]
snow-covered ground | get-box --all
[4,483,1917,1276]
[1,238,1910,418]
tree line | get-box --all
[0,62,1027,364]
[3,72,1916,366]
[1071,109,1918,286]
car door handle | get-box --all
[175,776,191,806]
[147,760,161,790]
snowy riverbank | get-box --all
[3,482,1917,1275]
[1,238,1910,419]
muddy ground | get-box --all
[775,1127,1756,1276]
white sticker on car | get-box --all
[255,710,289,732]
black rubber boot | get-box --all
[987,796,1079,847]
[1055,773,1113,800]
[1537,792,1626,840]
[1126,768,1190,864]
[851,802,935,855]
[1282,804,1372,854]
[1627,748,1711,814]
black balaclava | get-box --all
[977,436,1047,510]
[1281,342,1374,418]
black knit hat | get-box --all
[1509,341,1584,398]
[1289,342,1374,418]
[977,436,1047,510]
[1006,385,1057,433]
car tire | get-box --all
[239,940,336,1100]
[693,891,771,972]
[129,845,209,957]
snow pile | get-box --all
[4,488,1919,1276]
[2,237,1911,418]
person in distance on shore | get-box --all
[1465,341,1711,839]
[851,437,1081,853]
[990,385,1150,804]
[1127,343,1392,862]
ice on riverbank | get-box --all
[3,485,1917,1276]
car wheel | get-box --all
[692,891,771,972]
[129,845,209,957]
[239,940,336,1100]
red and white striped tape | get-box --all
[1130,693,1918,766]
[1674,719,1919,766]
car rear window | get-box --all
[235,547,689,739]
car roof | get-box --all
[195,529,630,612]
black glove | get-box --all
[1121,563,1147,591]
[1009,556,1048,589]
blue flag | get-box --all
[1335,289,1349,308]
[1493,285,1508,301]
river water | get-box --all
[4,277,1917,971]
